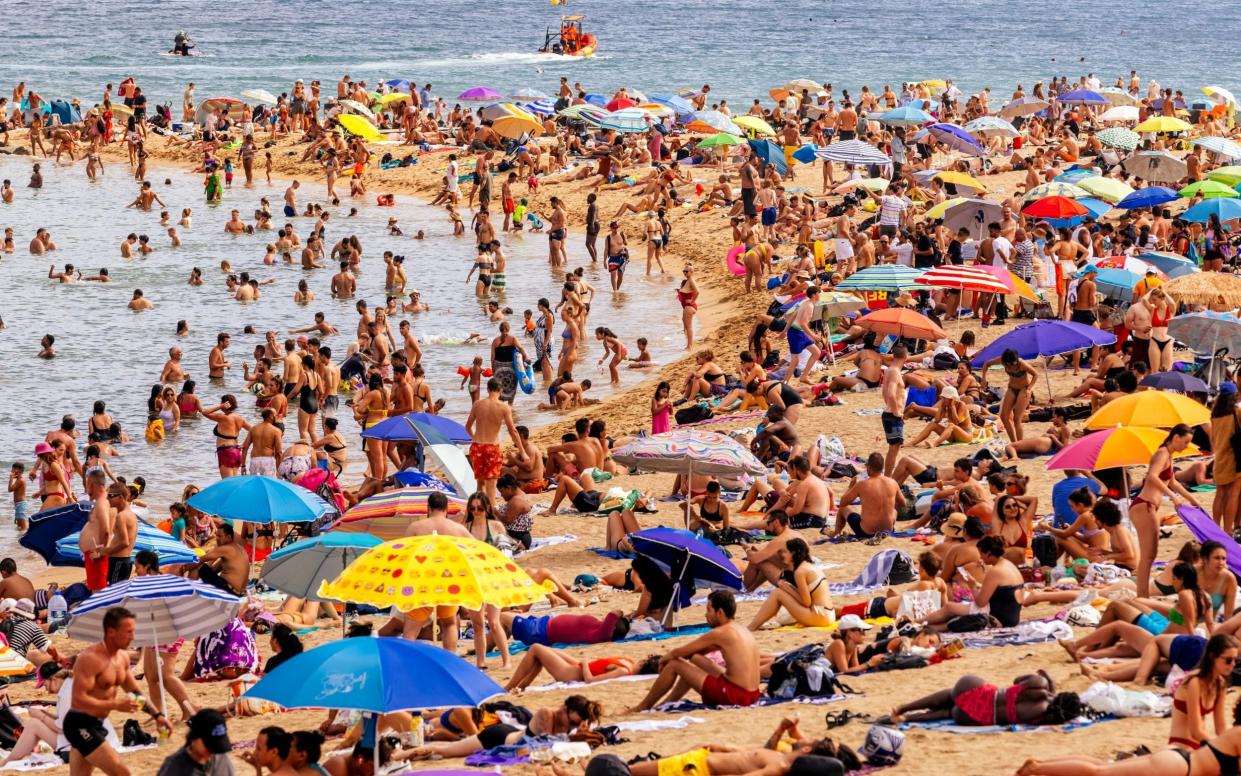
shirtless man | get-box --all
[243,409,283,478]
[545,423,602,483]
[80,471,113,591]
[126,181,165,211]
[398,319,421,366]
[1070,265,1099,372]
[741,510,794,590]
[627,734,849,776]
[387,491,473,650]
[1124,295,1153,371]
[48,263,78,283]
[64,607,171,776]
[159,348,189,385]
[774,456,831,530]
[830,452,904,539]
[751,405,800,463]
[548,197,568,266]
[187,523,250,595]
[208,333,231,379]
[785,286,823,381]
[880,344,908,475]
[283,180,300,218]
[99,482,137,585]
[331,262,356,298]
[127,289,153,311]
[502,425,544,483]
[224,209,247,234]
[465,378,525,500]
[120,234,137,258]
[630,591,760,711]
[281,340,303,396]
[0,559,36,603]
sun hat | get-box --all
[33,442,53,456]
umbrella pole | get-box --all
[151,612,167,719]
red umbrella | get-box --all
[855,307,947,340]
[917,265,1012,294]
[1021,195,1088,219]
[606,97,636,112]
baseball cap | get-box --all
[585,754,631,776]
[36,661,67,689]
[941,386,959,401]
[1221,381,1238,396]
[837,613,873,631]
[1077,264,1100,277]
[188,709,231,754]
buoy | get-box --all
[376,194,395,206]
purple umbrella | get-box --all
[1139,372,1209,394]
[970,320,1116,367]
[1057,89,1109,106]
[1180,506,1241,578]
[458,86,501,101]
[925,123,986,157]
[629,527,742,625]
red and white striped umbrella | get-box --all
[916,265,1012,294]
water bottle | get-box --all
[48,592,67,628]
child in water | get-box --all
[204,168,222,202]
[460,355,486,404]
[628,337,654,368]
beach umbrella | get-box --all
[458,87,501,102]
[1095,256,1167,278]
[361,412,471,444]
[594,107,650,134]
[815,290,867,318]
[384,79,411,90]
[244,637,502,714]
[687,110,742,135]
[605,97,636,112]
[478,102,520,122]
[1203,85,1237,106]
[1117,186,1180,210]
[1181,197,1241,223]
[393,470,457,493]
[629,527,742,624]
[1055,167,1098,183]
[963,116,1019,139]
[1022,196,1087,219]
[791,143,818,164]
[1023,182,1090,201]
[1135,116,1192,134]
[833,177,889,193]
[1092,267,1144,302]
[1096,127,1140,151]
[1194,136,1241,160]
[1141,372,1210,394]
[782,78,822,92]
[1149,97,1187,112]
[1047,426,1200,471]
[1057,89,1108,105]
[1087,391,1210,431]
[925,123,986,157]
[1168,311,1241,355]
[1098,87,1139,107]
[916,265,1012,296]
[317,534,552,612]
[1098,106,1139,123]
[1163,272,1241,306]
[187,476,329,525]
[942,198,1002,237]
[524,99,556,116]
[999,96,1049,119]
[1122,151,1188,183]
[337,99,375,120]
[260,533,384,601]
[493,112,543,139]
[1180,180,1240,199]
[969,320,1117,368]
[557,104,607,122]
[748,139,788,175]
[510,87,549,101]
[582,93,608,107]
[650,93,694,115]
[923,196,968,220]
[733,115,775,136]
[639,103,675,118]
[698,132,744,148]
[1207,166,1241,186]
[377,92,410,106]
[56,521,198,566]
[1136,250,1197,276]
[612,429,766,478]
[336,113,382,141]
[975,265,1039,302]
[815,139,891,166]
[878,105,934,127]
[340,487,468,522]
[833,264,926,292]
[240,88,277,106]
[21,502,94,566]
[1076,176,1134,205]
[934,170,987,194]
[855,307,946,341]
[1076,197,1115,219]
[1179,506,1241,579]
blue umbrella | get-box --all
[187,475,328,524]
[747,139,788,175]
[1054,168,1096,183]
[1168,312,1241,355]
[261,533,383,600]
[244,637,502,713]
[834,265,925,292]
[629,527,742,624]
[970,320,1116,368]
[583,93,607,107]
[524,99,555,116]
[1140,372,1209,393]
[650,93,694,115]
[1136,251,1197,277]
[878,105,933,127]
[385,79,411,91]
[20,502,90,566]
[1118,186,1180,210]
[924,123,985,157]
[1093,267,1143,302]
[56,521,198,566]
[361,412,471,444]
[392,469,458,492]
[1182,197,1241,223]
[791,144,818,164]
[1057,89,1108,105]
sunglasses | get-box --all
[1221,656,1238,665]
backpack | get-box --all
[675,404,713,425]
[767,644,853,699]
[932,351,960,370]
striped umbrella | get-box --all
[1193,136,1241,161]
[1097,127,1140,151]
[815,140,891,166]
[686,110,742,135]
[963,116,1019,139]
[68,575,241,645]
[592,107,651,134]
[833,265,926,292]
[1023,182,1090,201]
[916,265,1011,295]
[557,104,607,122]
[56,521,198,565]
[0,646,32,677]
[999,96,1050,119]
[524,99,556,116]
[1136,251,1198,277]
[612,430,766,477]
[1096,256,1168,278]
[340,487,468,522]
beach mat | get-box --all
[589,547,635,560]
[899,714,1114,735]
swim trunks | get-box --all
[787,327,814,356]
[700,674,760,707]
[1070,310,1097,326]
[657,749,709,776]
[63,711,109,756]
[84,554,109,592]
[548,228,566,241]
[880,412,905,445]
[216,445,243,469]
[846,513,875,539]
[790,512,827,530]
[283,205,296,218]
[761,206,778,226]
[606,253,628,272]
[469,442,503,481]
[249,456,277,478]
[741,187,757,217]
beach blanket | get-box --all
[615,715,706,732]
[524,533,578,553]
[817,529,918,545]
[523,673,657,693]
[1179,505,1241,578]
[898,714,1114,735]
[3,744,157,771]
[776,616,893,633]
[588,547,635,560]
[678,410,765,428]
[652,693,850,713]
[957,619,1075,649]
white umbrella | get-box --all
[1098,87,1139,107]
[240,88,278,106]
[338,99,375,120]
[1194,136,1241,161]
[422,443,477,497]
[963,116,1019,139]
[510,87,549,101]
[1099,105,1139,123]
[1121,151,1188,183]
[943,198,1002,238]
[998,96,1050,119]
[1203,85,1237,107]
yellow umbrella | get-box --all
[1134,116,1192,134]
[922,79,947,94]
[493,113,543,139]
[1085,390,1210,430]
[639,103,674,118]
[378,92,411,106]
[923,197,967,220]
[933,171,987,193]
[1002,270,1039,303]
[337,113,383,141]
[317,535,553,612]
[733,115,775,136]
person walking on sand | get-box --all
[465,378,526,501]
[880,343,908,476]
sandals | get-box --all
[824,710,873,729]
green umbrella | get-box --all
[1097,127,1139,151]
[1077,176,1134,205]
[698,132,744,148]
[1179,180,1240,199]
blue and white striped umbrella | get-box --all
[814,139,891,166]
[67,574,242,646]
[1193,136,1241,161]
[524,99,555,116]
[834,265,926,292]
[56,521,197,565]
[592,107,651,134]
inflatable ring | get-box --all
[376,194,396,206]
[725,243,746,276]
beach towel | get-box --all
[2,744,156,772]
[615,715,706,733]
[588,547,635,560]
[957,619,1074,649]
[898,714,1114,735]
[651,693,850,713]
[828,549,915,596]
[489,623,712,658]
[817,529,919,545]
[1179,505,1241,578]
[524,533,578,553]
[775,616,894,633]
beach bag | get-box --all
[895,589,939,623]
[932,351,959,370]
[1032,534,1060,568]
[873,652,930,672]
[816,435,846,462]
[1032,300,1056,319]
[675,404,713,425]
[946,613,998,632]
[767,644,851,699]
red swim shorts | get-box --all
[85,554,109,592]
[701,674,761,707]
[469,442,502,481]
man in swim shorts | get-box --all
[785,286,823,380]
[631,591,761,711]
[466,378,526,500]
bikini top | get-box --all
[213,426,238,442]
[1151,308,1171,327]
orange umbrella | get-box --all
[855,307,947,341]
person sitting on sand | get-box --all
[923,535,1025,630]
[836,550,949,621]
[504,645,659,693]
[747,538,834,630]
[888,669,1080,727]
[828,453,903,539]
[684,480,731,535]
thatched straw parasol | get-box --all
[1163,272,1241,307]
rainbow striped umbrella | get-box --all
[916,265,1010,294]
[612,430,766,477]
[1047,426,1200,471]
[331,488,468,539]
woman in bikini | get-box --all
[1168,634,1236,751]
[1146,287,1177,373]
[1039,486,1109,561]
[1131,424,1201,597]
[994,494,1037,566]
[679,349,728,402]
[201,395,250,478]
[354,374,391,492]
[34,442,71,509]
[1068,345,1129,398]
[678,265,698,350]
[979,348,1038,442]
[1002,407,1072,460]
[504,645,658,693]
[890,669,1079,728]
[88,400,114,443]
[312,417,348,476]
[177,380,204,419]
[907,387,980,448]
[955,360,982,402]
[747,538,835,630]
[594,327,627,387]
[1198,541,1238,624]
